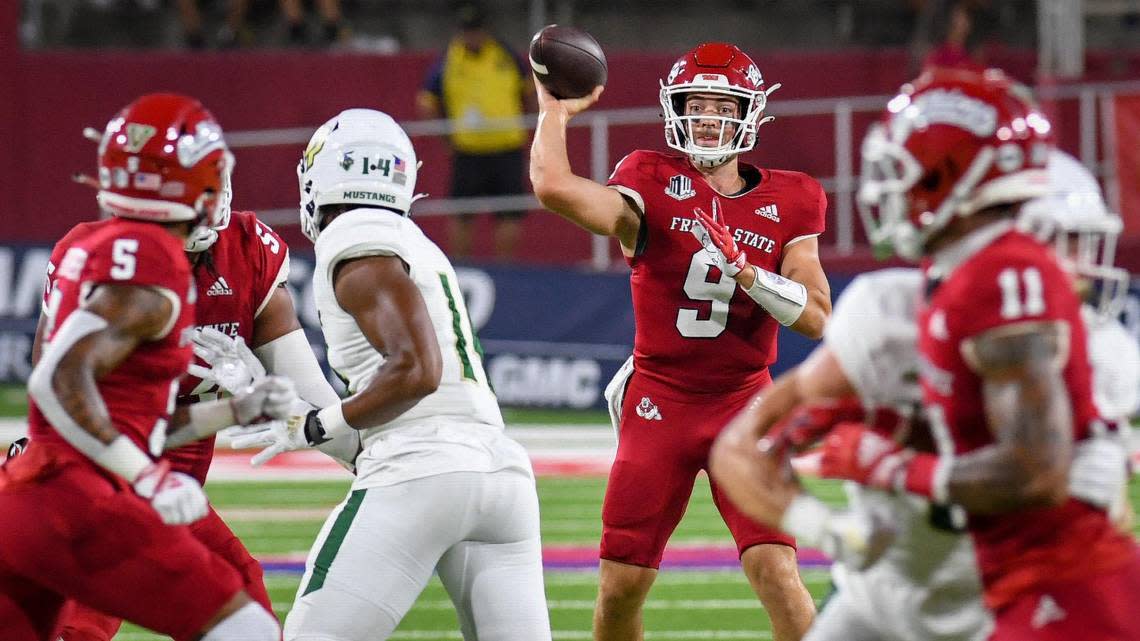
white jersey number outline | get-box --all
[998,267,1045,319]
[676,248,736,338]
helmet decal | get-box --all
[303,125,331,172]
[123,123,157,153]
[745,64,762,88]
[667,60,686,84]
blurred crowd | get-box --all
[23,0,1125,52]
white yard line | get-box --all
[267,599,764,612]
[118,627,776,640]
[540,568,832,586]
[387,632,772,640]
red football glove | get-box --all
[692,198,747,277]
[766,398,908,455]
[766,398,867,454]
[818,423,944,500]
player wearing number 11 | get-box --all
[531,42,829,641]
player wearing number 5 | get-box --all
[531,43,829,641]
[253,108,550,641]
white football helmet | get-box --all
[1018,149,1129,318]
[297,108,420,242]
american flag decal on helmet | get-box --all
[393,155,407,186]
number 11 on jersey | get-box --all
[439,273,489,386]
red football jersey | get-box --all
[29,218,195,466]
[168,211,290,483]
[917,226,1137,610]
[40,212,289,483]
[607,150,826,394]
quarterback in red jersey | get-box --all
[822,68,1140,640]
[531,42,830,641]
[0,94,294,641]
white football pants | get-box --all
[283,468,551,641]
[804,563,992,641]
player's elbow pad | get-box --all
[744,267,807,326]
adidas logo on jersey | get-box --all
[665,175,697,201]
[635,396,663,421]
[754,204,780,222]
[206,276,233,296]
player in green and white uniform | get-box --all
[243,108,550,641]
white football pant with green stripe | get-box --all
[284,468,550,641]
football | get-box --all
[528,25,608,100]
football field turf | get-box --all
[109,475,1140,641]
[1,387,1135,640]
[113,476,840,641]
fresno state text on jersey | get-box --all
[607,150,826,394]
[917,227,1137,610]
[30,218,195,464]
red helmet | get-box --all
[659,42,780,168]
[857,68,1052,259]
[96,93,232,231]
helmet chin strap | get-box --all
[184,227,218,253]
[690,151,734,169]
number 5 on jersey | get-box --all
[111,238,139,280]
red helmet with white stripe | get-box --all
[96,93,232,232]
[659,42,780,168]
[858,68,1053,259]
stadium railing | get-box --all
[234,79,1140,270]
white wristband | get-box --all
[931,456,952,505]
[91,435,153,484]
[744,268,807,326]
[779,493,832,549]
[187,399,238,436]
[317,403,354,440]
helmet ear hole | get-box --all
[671,95,686,116]
[919,169,942,193]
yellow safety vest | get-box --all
[441,38,527,154]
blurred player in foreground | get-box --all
[0,94,294,641]
[710,148,1138,641]
[531,42,830,641]
[724,68,1140,640]
[34,115,360,641]
[234,108,549,640]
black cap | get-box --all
[457,3,486,30]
